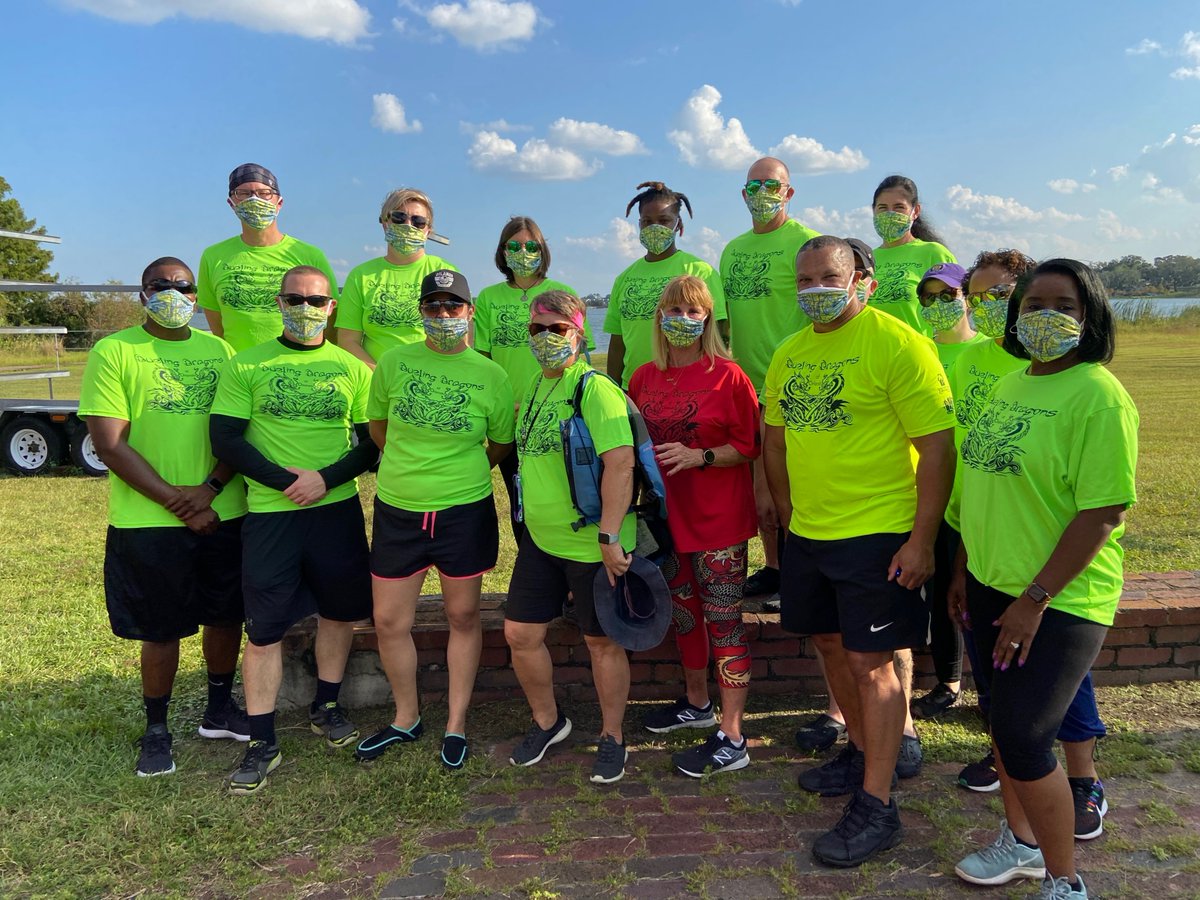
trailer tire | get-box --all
[71,429,108,477]
[1,415,64,475]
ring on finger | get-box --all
[1009,641,1020,650]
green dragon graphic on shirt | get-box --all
[955,366,1003,430]
[961,397,1056,476]
[391,371,474,433]
[620,276,673,320]
[779,371,852,432]
[519,400,565,458]
[492,304,530,347]
[366,281,421,329]
[219,264,288,311]
[871,261,924,305]
[259,367,349,421]
[723,252,772,300]
[145,357,222,414]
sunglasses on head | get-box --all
[384,211,429,228]
[528,322,576,337]
[144,278,196,294]
[506,239,540,254]
[744,178,786,195]
[966,284,1015,306]
[420,299,469,313]
[279,293,333,307]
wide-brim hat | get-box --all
[592,555,672,652]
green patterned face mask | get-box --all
[422,315,470,350]
[234,197,279,230]
[505,249,541,278]
[385,222,426,255]
[639,224,676,255]
[745,190,785,224]
[873,210,911,243]
[144,289,195,329]
[920,296,967,333]
[281,303,329,340]
[968,287,1013,338]
[1015,309,1083,361]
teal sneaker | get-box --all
[1038,873,1088,898]
[954,820,1045,885]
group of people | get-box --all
[79,158,1138,898]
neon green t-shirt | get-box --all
[720,219,822,395]
[934,333,989,375]
[79,326,248,528]
[197,234,339,352]
[960,363,1139,626]
[368,342,514,512]
[474,279,596,399]
[763,305,955,540]
[944,338,1025,531]
[211,339,371,513]
[516,360,636,562]
[870,240,956,338]
[603,252,726,389]
[337,255,458,363]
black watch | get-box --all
[701,448,716,468]
[1024,582,1052,605]
[205,476,225,496]
[597,531,620,545]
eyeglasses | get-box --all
[230,188,278,201]
[965,284,1015,307]
[144,278,197,294]
[420,299,469,313]
[506,239,540,253]
[279,293,334,307]
[528,322,576,337]
[919,290,960,307]
[384,211,429,228]
[744,178,787,195]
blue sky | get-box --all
[4,0,1199,294]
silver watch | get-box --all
[597,531,620,545]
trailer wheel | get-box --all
[71,429,108,477]
[1,415,64,475]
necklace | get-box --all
[517,374,563,452]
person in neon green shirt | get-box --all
[336,188,458,367]
[870,175,956,338]
[950,259,1137,900]
[79,256,250,778]
[763,236,955,868]
[604,181,726,389]
[354,269,514,771]
[198,163,339,352]
[504,290,638,785]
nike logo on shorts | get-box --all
[869,622,894,633]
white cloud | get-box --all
[683,226,724,267]
[467,130,598,180]
[565,217,642,259]
[1095,209,1144,242]
[458,118,531,135]
[1171,31,1200,79]
[767,135,868,175]
[1047,178,1097,194]
[423,0,539,50]
[1126,38,1163,55]
[547,118,647,156]
[370,93,422,134]
[363,244,385,255]
[392,16,407,31]
[1132,124,1200,202]
[1108,164,1130,181]
[667,85,761,170]
[946,184,1084,224]
[797,205,873,236]
[61,0,370,43]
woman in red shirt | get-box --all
[628,274,761,777]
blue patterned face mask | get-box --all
[797,286,851,324]
[855,280,871,303]
[529,330,576,369]
[280,303,329,340]
[423,315,470,350]
[639,224,676,255]
[745,190,785,224]
[1015,309,1083,362]
[873,210,911,243]
[233,197,279,231]
[920,296,967,333]
[144,289,195,329]
[660,314,706,347]
[385,222,426,255]
[505,249,541,278]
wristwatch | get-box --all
[1024,582,1052,606]
[597,531,620,545]
[700,448,716,468]
[205,476,225,496]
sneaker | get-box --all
[895,733,923,779]
[673,733,750,777]
[799,742,898,797]
[812,788,902,867]
[1038,874,1089,898]
[309,701,359,748]
[228,740,281,794]
[135,724,175,777]
[762,594,781,612]
[198,700,250,741]
[1070,777,1108,840]
[510,713,572,766]
[590,734,627,784]
[642,696,717,734]
[441,733,469,770]
[958,750,1001,792]
[354,720,424,761]
[910,683,961,720]
[743,566,780,598]
[954,819,1045,885]
[794,714,846,753]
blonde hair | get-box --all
[380,188,434,229]
[651,275,730,371]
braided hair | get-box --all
[624,181,693,220]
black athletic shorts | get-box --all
[241,496,372,646]
[779,530,929,653]
[506,532,607,637]
[371,494,500,580]
[104,518,244,643]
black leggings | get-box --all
[926,521,964,684]
[966,573,1107,782]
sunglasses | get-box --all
[230,188,277,201]
[919,290,960,307]
[420,299,469,313]
[966,284,1015,307]
[506,239,540,254]
[744,178,786,195]
[144,278,196,294]
[528,322,576,337]
[279,293,334,307]
[384,211,429,228]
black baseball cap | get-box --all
[845,237,875,275]
[419,269,472,305]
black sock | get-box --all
[206,670,235,712]
[144,694,170,729]
[312,679,341,709]
[1015,836,1039,850]
[248,712,276,746]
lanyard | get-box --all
[517,374,562,453]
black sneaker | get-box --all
[1070,777,1108,840]
[959,750,1001,792]
[354,720,424,761]
[198,700,251,742]
[309,701,359,748]
[590,734,627,784]
[910,683,961,720]
[673,733,749,778]
[642,696,717,734]
[743,566,780,598]
[136,724,175,777]
[441,733,469,771]
[794,714,846,753]
[509,714,572,766]
[761,594,781,613]
[896,733,923,779]
[799,741,897,797]
[229,740,281,794]
[812,788,903,868]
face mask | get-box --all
[855,280,871,303]
[1015,309,1083,362]
[233,197,279,231]
[423,315,470,350]
[797,285,851,324]
[972,296,1009,338]
[384,222,427,255]
[873,210,911,243]
[744,190,785,224]
[280,303,329,341]
[144,289,194,329]
[529,330,576,369]
[920,296,967,333]
[660,314,706,347]
[505,249,541,279]
[639,224,676,255]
